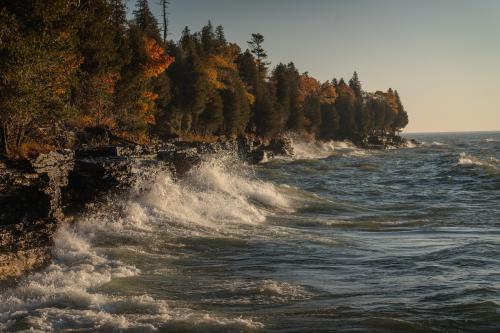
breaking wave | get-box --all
[202,279,313,305]
[290,139,367,160]
[0,155,294,332]
[404,140,417,148]
[457,152,499,170]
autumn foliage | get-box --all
[0,1,408,157]
[142,37,174,78]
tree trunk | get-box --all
[1,122,9,156]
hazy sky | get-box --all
[129,0,500,133]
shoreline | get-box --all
[0,134,411,282]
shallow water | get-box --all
[1,132,499,332]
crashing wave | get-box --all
[457,152,499,170]
[404,140,418,148]
[289,138,366,160]
[0,155,293,332]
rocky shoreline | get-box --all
[0,136,296,281]
[0,134,413,282]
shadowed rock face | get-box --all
[0,152,73,279]
[0,137,295,281]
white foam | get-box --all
[203,279,312,305]
[404,140,417,148]
[457,152,499,169]
[139,156,291,231]
[0,155,291,331]
[290,138,364,160]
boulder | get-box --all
[157,147,201,177]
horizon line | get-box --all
[403,130,500,134]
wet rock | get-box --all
[157,147,201,177]
[267,136,294,156]
[0,152,73,280]
[363,134,410,149]
[0,137,295,281]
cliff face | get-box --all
[0,137,294,281]
[0,152,73,279]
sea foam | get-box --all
[0,154,289,332]
[290,138,366,160]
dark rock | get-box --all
[0,151,73,280]
[267,137,294,156]
[157,147,201,177]
[0,136,296,281]
[75,145,138,159]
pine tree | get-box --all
[392,90,408,132]
[272,63,291,127]
[285,63,304,132]
[201,21,216,56]
[248,33,270,76]
[110,0,127,28]
[133,0,161,41]
[222,78,251,137]
[0,1,81,155]
[304,95,322,136]
[349,71,362,98]
[254,84,280,137]
[320,103,339,139]
[335,79,357,139]
[215,25,227,46]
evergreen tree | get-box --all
[0,3,410,156]
[110,0,127,28]
[0,1,80,155]
[133,0,161,41]
[304,95,322,136]
[335,79,357,139]
[254,85,280,137]
[248,33,269,76]
[200,90,224,135]
[201,21,216,56]
[349,71,362,98]
[215,25,227,46]
[393,90,409,132]
[320,103,339,139]
[222,78,251,137]
[272,63,291,127]
[285,63,304,132]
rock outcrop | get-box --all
[0,136,295,281]
[0,152,73,279]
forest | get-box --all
[0,0,408,158]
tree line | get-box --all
[0,0,408,157]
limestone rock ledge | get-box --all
[0,136,294,281]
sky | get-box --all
[129,0,500,133]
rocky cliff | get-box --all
[0,137,294,281]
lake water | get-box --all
[1,132,499,332]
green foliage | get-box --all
[0,2,80,155]
[0,3,409,157]
[133,0,161,41]
[247,33,269,76]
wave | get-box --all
[0,155,292,332]
[457,152,499,170]
[201,279,313,305]
[289,138,367,160]
[404,140,417,148]
[421,141,447,147]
